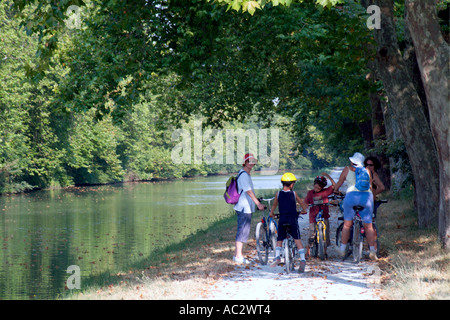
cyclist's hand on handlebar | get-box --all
[257,203,265,211]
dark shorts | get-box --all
[277,214,301,241]
[235,210,252,243]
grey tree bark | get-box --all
[362,0,440,229]
[404,0,450,249]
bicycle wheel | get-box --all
[268,220,278,259]
[336,222,344,247]
[310,231,318,258]
[284,240,293,274]
[318,223,325,260]
[255,222,269,265]
[353,224,363,263]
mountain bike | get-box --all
[255,197,278,265]
[335,203,365,263]
[308,203,329,261]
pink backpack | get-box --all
[224,171,246,204]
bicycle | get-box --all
[255,197,278,265]
[270,209,305,273]
[308,202,330,261]
[336,197,388,262]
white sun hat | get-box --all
[349,152,365,167]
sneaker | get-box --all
[270,257,281,267]
[369,250,378,261]
[233,256,250,265]
[298,260,306,273]
[338,244,347,258]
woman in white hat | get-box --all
[333,152,377,260]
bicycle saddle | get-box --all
[353,205,365,211]
[283,223,291,230]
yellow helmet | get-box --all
[281,172,297,182]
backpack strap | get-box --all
[236,170,248,195]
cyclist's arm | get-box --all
[333,166,349,193]
[372,172,385,197]
[246,189,265,211]
[321,172,336,187]
[295,193,308,213]
[367,168,374,193]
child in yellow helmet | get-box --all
[269,172,308,273]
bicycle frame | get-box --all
[281,224,297,274]
[308,203,329,260]
[315,209,326,242]
[353,212,365,237]
[351,209,365,263]
[259,198,278,241]
[255,198,278,265]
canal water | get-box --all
[0,170,317,299]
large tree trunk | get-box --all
[402,21,430,123]
[369,90,391,190]
[404,0,450,249]
[363,0,440,228]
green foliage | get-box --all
[212,0,345,15]
[2,0,409,194]
[0,0,310,193]
[149,1,376,162]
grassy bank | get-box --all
[64,211,241,299]
[376,187,450,300]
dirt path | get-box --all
[201,168,383,300]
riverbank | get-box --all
[64,210,240,299]
[0,172,227,196]
[0,169,309,197]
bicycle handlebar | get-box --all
[308,203,330,207]
[260,197,275,202]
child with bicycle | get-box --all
[269,172,308,273]
[304,172,336,259]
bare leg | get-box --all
[235,241,244,258]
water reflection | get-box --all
[0,170,312,299]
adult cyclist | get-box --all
[333,152,377,260]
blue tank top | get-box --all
[278,190,297,215]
